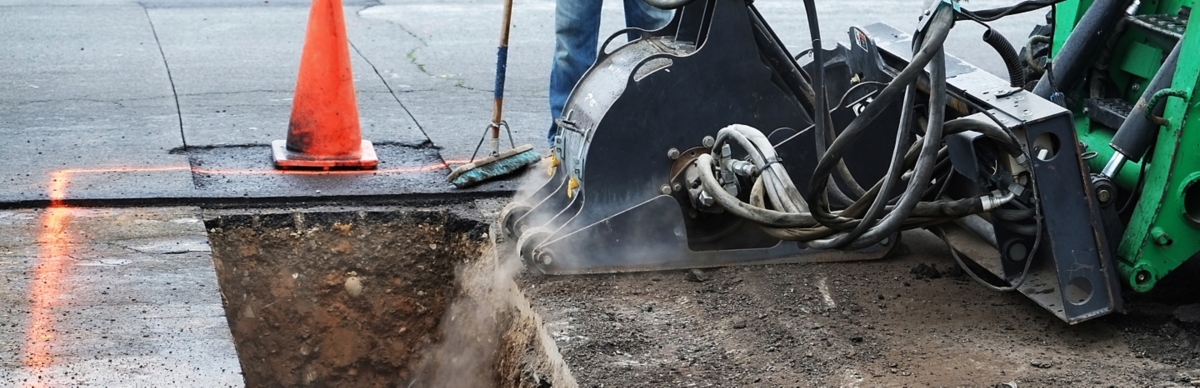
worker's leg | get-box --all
[548,0,604,147]
[623,0,672,32]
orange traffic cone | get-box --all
[272,0,377,170]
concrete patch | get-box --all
[0,207,241,387]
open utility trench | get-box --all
[202,205,575,387]
[8,202,1200,387]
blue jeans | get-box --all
[548,0,672,146]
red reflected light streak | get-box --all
[23,172,72,384]
[22,158,465,380]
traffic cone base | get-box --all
[272,139,378,170]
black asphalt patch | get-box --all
[0,144,517,208]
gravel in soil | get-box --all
[520,230,1200,387]
[205,210,574,387]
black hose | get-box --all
[830,82,919,246]
[842,43,952,250]
[806,4,955,229]
[809,17,953,250]
[800,0,840,211]
[994,218,1039,235]
[993,206,1035,221]
[982,28,1024,88]
[961,0,1065,21]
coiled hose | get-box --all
[690,1,1029,251]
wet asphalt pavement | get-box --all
[0,0,1040,385]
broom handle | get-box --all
[491,0,514,140]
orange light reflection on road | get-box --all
[21,157,466,380]
[23,171,72,384]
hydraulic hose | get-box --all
[695,153,820,227]
[961,0,1065,21]
[697,131,1004,233]
[804,3,955,248]
[807,4,956,228]
[811,42,952,250]
[690,1,1027,251]
[825,81,919,246]
[716,125,805,213]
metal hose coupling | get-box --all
[724,159,759,177]
[980,190,1017,211]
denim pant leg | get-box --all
[623,0,673,31]
[548,1,673,147]
[549,0,603,147]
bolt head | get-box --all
[672,183,683,192]
[702,136,716,148]
[697,190,716,207]
[1097,189,1111,203]
[667,148,681,160]
[660,184,672,195]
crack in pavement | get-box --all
[348,40,434,151]
[360,6,478,91]
[141,4,188,150]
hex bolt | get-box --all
[660,184,672,195]
[672,183,683,192]
[667,148,681,160]
[698,190,716,207]
[702,136,716,148]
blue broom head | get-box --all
[447,145,540,188]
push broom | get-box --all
[447,0,539,188]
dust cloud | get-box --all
[408,158,576,388]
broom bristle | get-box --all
[447,145,540,188]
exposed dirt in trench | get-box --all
[199,200,1200,387]
[205,209,574,387]
[518,229,1200,387]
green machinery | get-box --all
[1053,0,1199,293]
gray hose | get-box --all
[730,125,809,211]
[716,126,799,213]
[695,153,820,227]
